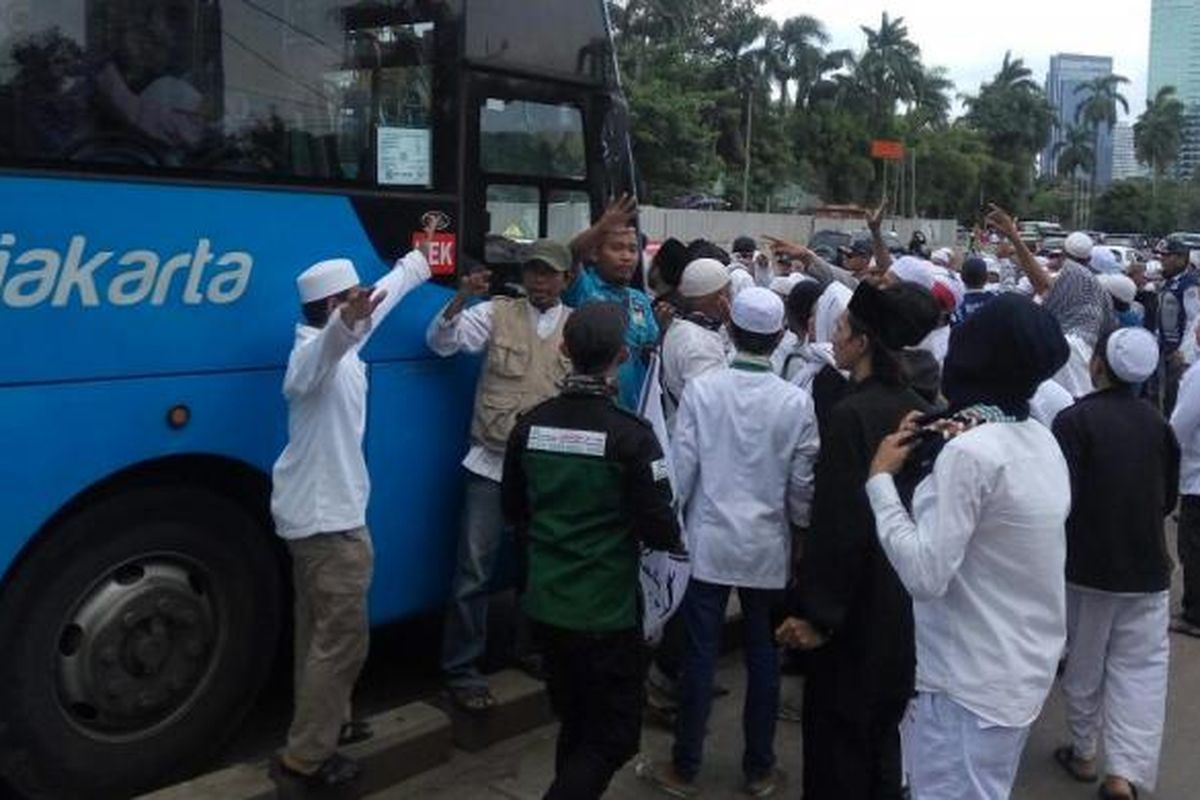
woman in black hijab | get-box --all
[777,282,941,800]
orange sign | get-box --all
[412,231,456,277]
[870,139,906,160]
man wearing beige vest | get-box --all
[426,239,573,711]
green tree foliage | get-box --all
[1134,86,1186,185]
[608,2,1061,221]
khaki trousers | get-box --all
[285,527,374,770]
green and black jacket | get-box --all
[500,380,682,633]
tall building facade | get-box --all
[1112,121,1148,180]
[1148,0,1200,178]
[1040,54,1116,186]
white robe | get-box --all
[1061,586,1170,791]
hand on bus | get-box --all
[457,270,492,297]
[341,286,387,327]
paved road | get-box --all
[380,627,1200,800]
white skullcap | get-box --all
[813,281,852,344]
[1106,327,1159,384]
[769,273,808,296]
[889,255,936,289]
[931,267,965,306]
[297,258,360,302]
[1065,231,1095,260]
[679,258,731,298]
[931,247,953,267]
[1097,273,1137,305]
[731,286,785,335]
[1090,245,1119,274]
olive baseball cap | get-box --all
[525,239,572,272]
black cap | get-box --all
[1157,238,1192,256]
[848,282,942,351]
[732,235,757,255]
[839,240,873,258]
[652,238,689,288]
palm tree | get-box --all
[1074,74,1130,194]
[1135,85,1186,189]
[855,12,923,135]
[1054,124,1095,178]
[992,50,1040,94]
[908,65,954,131]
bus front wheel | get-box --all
[0,487,282,798]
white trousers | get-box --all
[1062,586,1170,791]
[902,692,1030,800]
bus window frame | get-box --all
[0,2,460,198]
[462,71,605,270]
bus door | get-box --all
[461,74,597,284]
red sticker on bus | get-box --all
[413,231,456,276]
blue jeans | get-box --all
[672,579,781,782]
[441,473,506,689]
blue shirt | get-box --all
[953,290,995,325]
[563,266,660,410]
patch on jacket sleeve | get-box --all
[528,426,607,457]
[651,458,669,482]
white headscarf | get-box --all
[813,281,853,344]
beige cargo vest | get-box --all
[470,297,571,452]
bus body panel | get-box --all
[0,175,455,387]
[0,352,480,622]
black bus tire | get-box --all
[0,486,282,798]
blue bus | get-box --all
[0,1,637,795]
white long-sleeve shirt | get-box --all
[270,250,430,540]
[673,359,820,589]
[1171,362,1200,495]
[865,420,1071,728]
[661,318,728,426]
[424,299,568,481]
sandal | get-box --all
[1053,746,1098,783]
[1098,779,1138,799]
[338,719,372,746]
[1169,614,1200,639]
[448,685,497,713]
[271,752,362,788]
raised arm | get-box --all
[283,294,376,399]
[765,236,856,290]
[368,217,438,331]
[425,269,494,356]
[568,194,637,277]
[986,204,1053,296]
[865,199,893,273]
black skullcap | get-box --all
[564,302,627,375]
[653,238,688,288]
[732,235,757,255]
[786,281,824,327]
[961,256,988,288]
[686,238,731,266]
[848,282,942,351]
[942,293,1069,418]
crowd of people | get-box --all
[262,197,1200,800]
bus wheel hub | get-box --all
[55,558,218,739]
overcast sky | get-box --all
[763,0,1151,120]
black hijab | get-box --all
[941,293,1069,419]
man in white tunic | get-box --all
[270,234,432,789]
[864,293,1072,800]
[425,240,573,711]
[639,288,820,798]
[660,258,731,426]
[1052,327,1178,800]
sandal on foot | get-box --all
[1098,778,1138,799]
[272,752,362,788]
[1170,614,1200,639]
[1053,746,1098,783]
[448,685,497,713]
[337,719,372,746]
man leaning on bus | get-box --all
[267,224,435,790]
